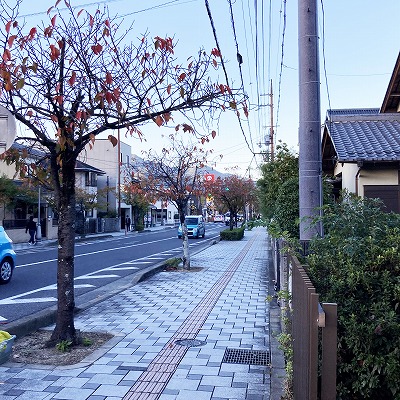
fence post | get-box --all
[321,303,337,400]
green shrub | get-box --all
[307,193,400,399]
[135,223,144,232]
[220,227,245,241]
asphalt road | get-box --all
[0,223,225,325]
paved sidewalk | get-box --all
[1,227,285,400]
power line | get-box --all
[204,0,254,157]
[319,0,332,112]
[275,0,287,139]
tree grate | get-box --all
[222,348,271,366]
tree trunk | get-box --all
[179,206,190,269]
[49,155,78,346]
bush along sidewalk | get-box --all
[220,226,245,241]
[307,193,400,399]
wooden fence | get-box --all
[290,255,337,400]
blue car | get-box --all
[178,215,206,239]
[0,226,16,284]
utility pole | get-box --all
[269,80,274,161]
[298,0,323,242]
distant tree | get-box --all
[133,134,210,268]
[205,174,255,230]
[0,174,18,205]
[257,142,298,221]
[122,181,153,231]
[0,1,243,345]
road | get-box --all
[0,223,225,325]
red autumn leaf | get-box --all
[105,19,110,28]
[105,91,113,103]
[89,14,94,27]
[178,73,186,82]
[212,59,218,68]
[55,95,63,105]
[108,134,118,147]
[211,130,217,139]
[44,26,53,37]
[91,43,102,55]
[105,72,112,84]
[219,84,225,94]
[147,98,151,106]
[77,9,84,17]
[51,15,57,27]
[243,104,249,118]
[5,21,11,33]
[29,27,37,39]
[113,87,120,99]
[47,6,54,15]
[26,110,33,117]
[50,44,60,61]
[167,84,172,95]
[68,71,76,86]
[2,49,11,62]
[76,110,82,120]
[155,115,163,127]
[211,48,221,57]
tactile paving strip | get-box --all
[222,348,271,366]
[123,234,259,400]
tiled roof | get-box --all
[75,160,106,175]
[326,112,400,162]
[326,108,380,119]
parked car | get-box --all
[0,226,16,284]
[178,215,206,238]
[213,215,224,223]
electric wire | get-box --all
[204,0,254,157]
[227,0,256,155]
[320,0,332,113]
[275,0,287,139]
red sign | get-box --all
[204,174,215,182]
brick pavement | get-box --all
[0,227,284,400]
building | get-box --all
[322,52,400,212]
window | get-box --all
[85,172,97,187]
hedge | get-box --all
[220,226,245,241]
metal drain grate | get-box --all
[222,348,271,366]
[175,339,207,347]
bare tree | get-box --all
[0,1,243,344]
[131,134,210,269]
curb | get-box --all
[6,235,219,339]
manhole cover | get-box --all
[175,339,207,347]
[222,348,271,366]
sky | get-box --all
[14,0,400,179]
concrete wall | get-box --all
[334,162,399,196]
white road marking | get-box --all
[0,242,188,317]
[75,274,120,280]
[16,237,176,268]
